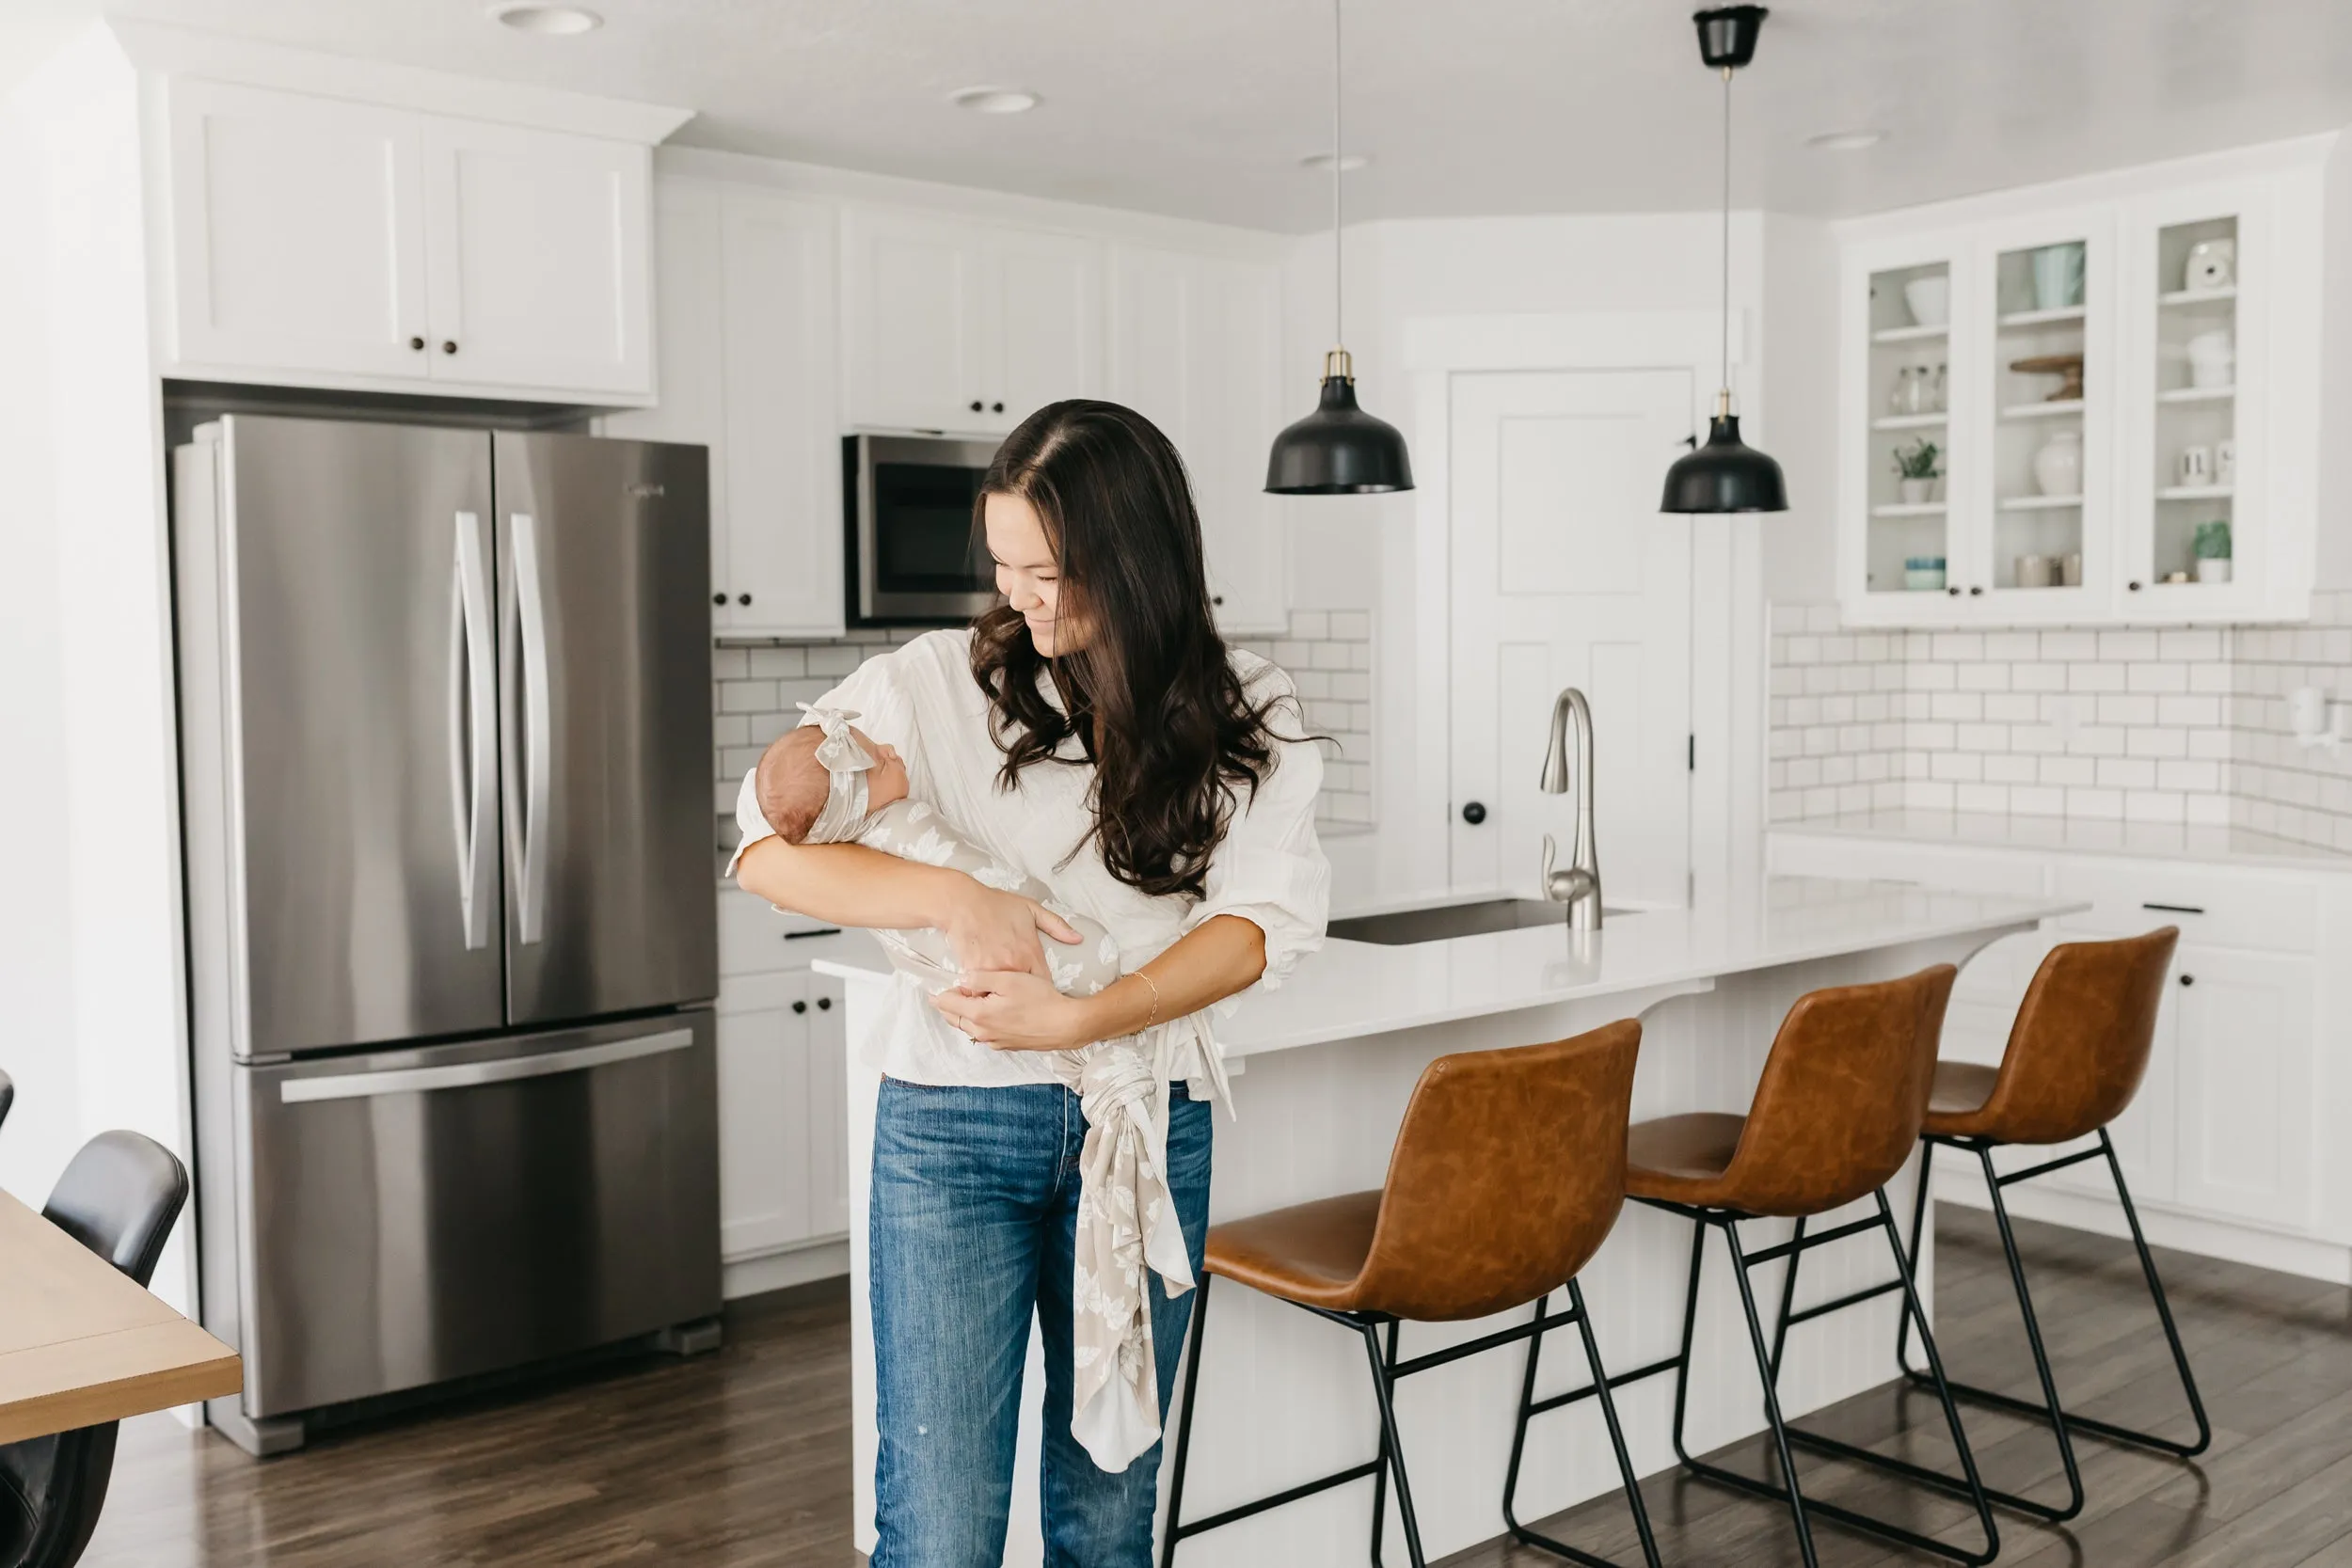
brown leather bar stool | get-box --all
[1861,927,2209,1522]
[1159,1022,1660,1568]
[1598,965,1998,1568]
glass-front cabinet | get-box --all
[1836,152,2321,628]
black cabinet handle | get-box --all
[738,593,752,606]
[969,400,983,413]
[783,926,843,940]
[2142,902,2205,915]
[1969,585,1984,595]
[1947,586,1961,597]
[992,401,1005,413]
[1461,800,1487,825]
[712,593,727,607]
[1212,594,1225,606]
[441,340,458,355]
[409,336,425,351]
[2129,580,2143,592]
[817,996,833,1010]
[792,1000,808,1014]
[2179,974,2195,987]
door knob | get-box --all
[2129,580,2144,592]
[792,1000,808,1014]
[441,340,458,355]
[817,996,833,1010]
[992,402,1005,413]
[2179,974,2195,987]
[738,594,752,606]
[1947,586,1961,597]
[408,336,425,352]
[970,400,983,413]
[1461,800,1487,825]
[712,593,727,607]
[1969,585,1984,595]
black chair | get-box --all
[0,1132,191,1568]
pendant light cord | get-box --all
[1719,64,1731,405]
[1332,0,1344,355]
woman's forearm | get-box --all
[1080,914,1267,1039]
[736,836,961,929]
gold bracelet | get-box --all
[1131,970,1162,1033]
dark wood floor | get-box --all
[83,1207,2352,1567]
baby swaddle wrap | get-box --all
[798,705,1193,1471]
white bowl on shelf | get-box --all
[1902,276,1950,327]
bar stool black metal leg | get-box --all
[1895,1138,1935,1377]
[1501,1283,1665,1568]
[1569,1280,1664,1568]
[1767,1215,1807,1384]
[1664,1218,1708,1471]
[1369,1318,1401,1567]
[1869,1189,2002,1559]
[1501,1292,1551,1545]
[1159,1275,1210,1568]
[1971,1143,2086,1520]
[1718,1218,1820,1568]
[2103,1132,2214,1457]
[1359,1321,1426,1568]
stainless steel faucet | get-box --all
[1538,687,1603,930]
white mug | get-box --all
[2177,446,2213,486]
[2186,329,2235,389]
[2216,438,2237,485]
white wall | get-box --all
[0,99,79,1207]
[1758,213,1840,606]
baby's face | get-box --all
[854,728,909,811]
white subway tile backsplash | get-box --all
[1769,597,2352,854]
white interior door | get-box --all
[1448,370,1695,908]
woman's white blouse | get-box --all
[729,628,1331,1096]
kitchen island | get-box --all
[817,876,2083,1565]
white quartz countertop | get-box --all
[817,876,2082,1059]
[1772,809,2352,872]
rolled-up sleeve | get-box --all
[724,645,921,881]
[1188,672,1331,993]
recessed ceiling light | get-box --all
[1299,152,1369,172]
[1806,128,1886,151]
[489,3,602,35]
[950,87,1041,115]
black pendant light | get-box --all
[1661,5,1788,514]
[1265,0,1413,495]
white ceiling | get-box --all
[17,0,2352,231]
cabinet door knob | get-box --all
[409,336,425,352]
[792,1000,808,1014]
[2179,974,2195,987]
[2129,580,2143,592]
[817,996,833,1010]
[1212,594,1225,606]
[969,400,984,413]
[1461,800,1487,825]
[1969,585,1984,596]
[1946,586,1961,597]
[441,340,458,355]
[992,402,1005,414]
[738,593,752,606]
[712,593,727,607]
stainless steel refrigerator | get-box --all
[173,416,721,1456]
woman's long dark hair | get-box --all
[970,400,1292,900]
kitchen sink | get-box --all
[1327,897,1635,946]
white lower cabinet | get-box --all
[1769,829,2344,1274]
[713,897,854,1264]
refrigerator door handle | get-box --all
[277,1025,695,1103]
[502,511,553,945]
[449,512,496,950]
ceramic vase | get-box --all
[2032,429,2084,497]
[1899,477,1937,505]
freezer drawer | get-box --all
[231,1013,720,1419]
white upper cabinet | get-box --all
[842,208,1103,436]
[1836,150,2324,627]
[166,80,429,379]
[1107,245,1289,633]
[162,78,659,403]
[417,118,651,396]
[604,178,843,640]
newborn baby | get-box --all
[750,704,1194,1473]
[756,704,1120,999]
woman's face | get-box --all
[985,491,1085,657]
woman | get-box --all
[733,400,1328,1566]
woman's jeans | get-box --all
[869,1077,1214,1568]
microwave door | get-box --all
[494,432,717,1028]
[855,435,999,624]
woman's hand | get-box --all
[932,970,1093,1053]
[938,881,1082,980]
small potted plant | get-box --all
[1892,438,1941,505]
[2193,519,2233,584]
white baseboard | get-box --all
[723,1237,850,1298]
[1937,1178,2351,1286]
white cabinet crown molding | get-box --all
[111,17,692,145]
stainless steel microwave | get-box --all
[844,434,1002,626]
